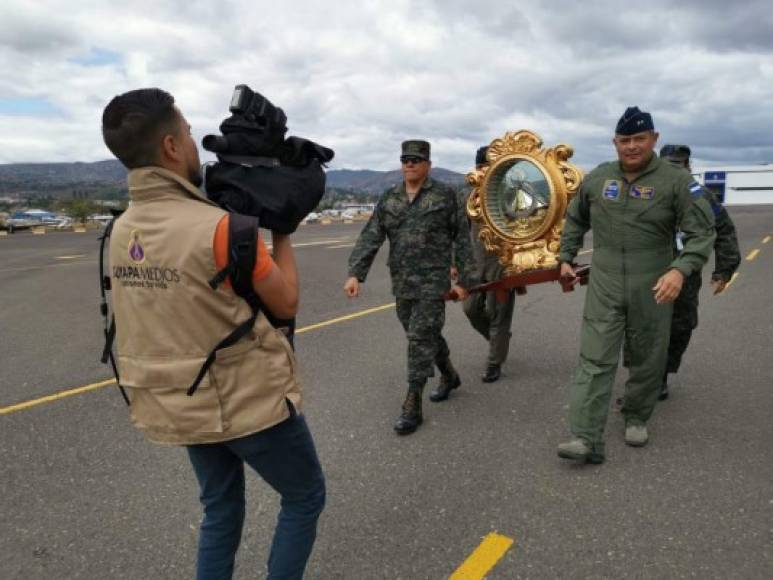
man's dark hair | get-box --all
[102,88,179,169]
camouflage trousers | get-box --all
[395,298,452,385]
[462,290,515,366]
[666,270,702,373]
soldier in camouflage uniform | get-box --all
[344,140,476,435]
[658,144,741,399]
[462,146,516,383]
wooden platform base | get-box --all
[446,265,590,301]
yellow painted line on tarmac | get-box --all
[722,272,740,292]
[0,379,117,416]
[0,302,396,416]
[746,248,760,261]
[450,532,515,580]
[578,248,594,256]
[296,302,395,334]
[762,235,770,244]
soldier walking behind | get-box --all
[344,140,476,435]
[657,144,741,399]
[557,107,716,464]
[461,146,516,383]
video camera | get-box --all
[202,84,335,234]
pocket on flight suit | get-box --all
[579,279,625,366]
[579,315,624,366]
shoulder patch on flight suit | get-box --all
[629,185,655,199]
[602,179,621,200]
[688,181,703,199]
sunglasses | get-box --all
[400,156,425,165]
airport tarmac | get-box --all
[1,208,772,579]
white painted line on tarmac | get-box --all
[0,261,90,274]
[265,239,348,251]
[746,248,760,261]
[293,239,346,247]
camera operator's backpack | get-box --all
[99,211,288,402]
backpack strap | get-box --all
[188,213,262,396]
[98,213,130,406]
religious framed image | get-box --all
[466,130,583,275]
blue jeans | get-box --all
[187,412,326,580]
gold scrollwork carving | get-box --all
[466,130,583,275]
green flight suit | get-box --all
[559,155,715,449]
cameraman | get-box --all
[102,88,325,580]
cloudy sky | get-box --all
[1,0,772,172]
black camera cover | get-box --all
[204,153,328,235]
[202,84,335,233]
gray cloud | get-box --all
[0,0,771,171]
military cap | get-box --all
[660,144,691,162]
[401,140,431,161]
[475,146,489,166]
[615,106,654,135]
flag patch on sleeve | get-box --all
[689,182,704,198]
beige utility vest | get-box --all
[110,167,302,445]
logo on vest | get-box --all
[115,229,181,290]
[128,230,145,264]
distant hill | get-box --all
[0,160,126,199]
[326,167,466,193]
[0,159,466,200]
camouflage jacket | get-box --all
[348,177,476,298]
[688,188,741,282]
[460,189,506,283]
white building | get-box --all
[692,165,773,205]
[341,202,376,214]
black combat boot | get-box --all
[430,359,461,402]
[394,390,423,435]
[481,363,501,383]
[429,372,461,402]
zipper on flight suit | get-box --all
[621,177,630,277]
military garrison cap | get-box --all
[401,140,431,161]
[660,144,691,162]
[475,146,489,166]
[616,106,654,135]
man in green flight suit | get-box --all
[557,107,716,464]
[657,144,741,399]
[344,140,476,435]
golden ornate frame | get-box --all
[466,130,583,274]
